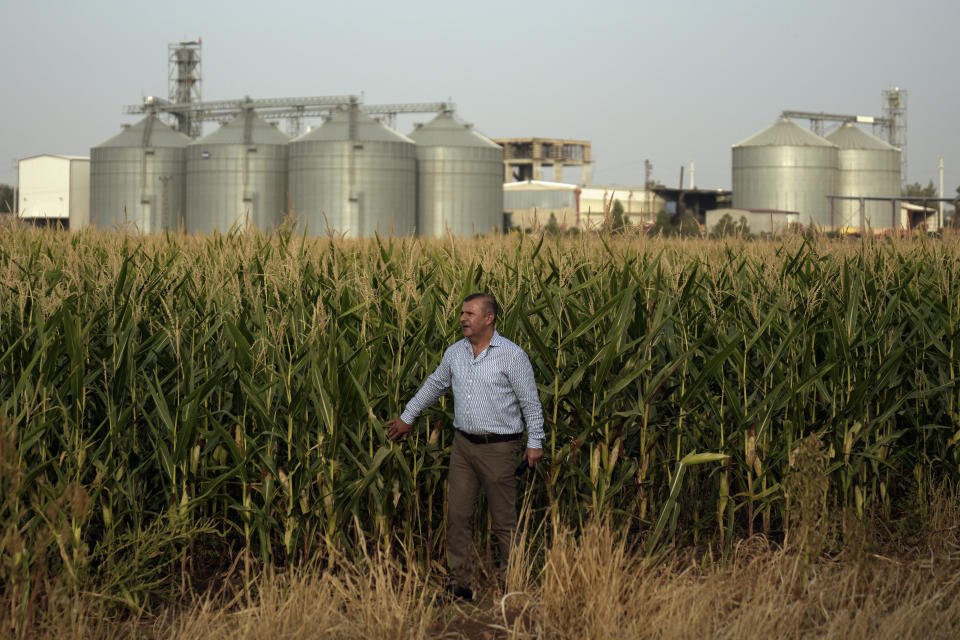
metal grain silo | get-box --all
[186,109,290,233]
[732,118,838,228]
[288,106,416,237]
[90,115,189,232]
[824,123,900,230]
[408,112,503,237]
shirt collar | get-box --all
[461,330,502,353]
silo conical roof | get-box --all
[95,115,191,149]
[733,118,835,148]
[193,110,291,146]
[408,112,501,148]
[825,122,898,151]
[294,109,413,143]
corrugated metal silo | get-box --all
[824,122,900,230]
[90,116,190,232]
[408,112,503,237]
[186,110,290,233]
[732,118,838,228]
[288,107,416,237]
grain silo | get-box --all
[408,112,503,237]
[90,115,190,232]
[824,122,900,230]
[288,106,416,237]
[732,118,838,228]
[186,109,290,233]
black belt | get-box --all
[458,431,521,445]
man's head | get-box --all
[461,293,498,342]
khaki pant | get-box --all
[446,432,522,589]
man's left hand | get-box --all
[524,447,543,468]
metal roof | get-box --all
[20,154,89,162]
[503,180,579,191]
[94,116,191,149]
[408,112,500,148]
[733,118,836,148]
[825,122,898,151]
[581,184,648,191]
[193,110,290,146]
[293,109,413,144]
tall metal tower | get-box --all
[168,40,202,138]
[880,87,907,184]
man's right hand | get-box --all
[386,417,412,440]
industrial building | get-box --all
[87,102,506,238]
[503,181,579,230]
[578,185,664,229]
[17,155,90,229]
[727,113,950,233]
[503,180,662,231]
[729,90,950,234]
[85,41,505,237]
[652,186,732,224]
[496,137,592,184]
[20,43,936,238]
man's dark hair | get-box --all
[464,293,498,323]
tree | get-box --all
[648,210,675,237]
[902,180,937,199]
[646,210,702,237]
[951,185,960,227]
[675,211,702,237]
[0,184,14,213]
[610,199,630,233]
[502,211,515,233]
[544,212,560,235]
[710,213,752,238]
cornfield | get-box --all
[1,223,958,613]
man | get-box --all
[386,293,544,601]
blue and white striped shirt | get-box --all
[401,331,545,449]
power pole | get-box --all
[939,155,944,230]
[10,159,18,216]
[644,159,652,221]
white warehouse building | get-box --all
[503,180,662,231]
[18,154,90,229]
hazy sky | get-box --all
[3,0,958,195]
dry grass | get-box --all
[521,527,960,640]
[11,515,960,640]
[159,550,441,640]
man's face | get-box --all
[460,299,492,339]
